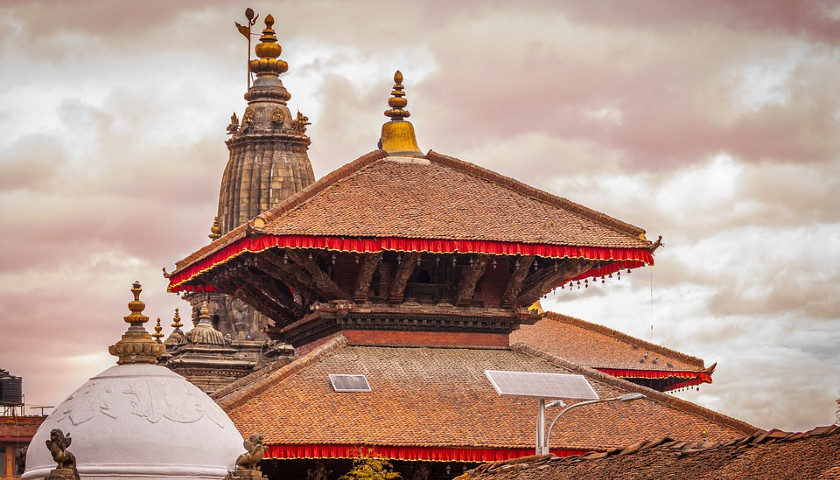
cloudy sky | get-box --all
[1,0,838,432]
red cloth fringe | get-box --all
[169,235,654,292]
[263,443,591,462]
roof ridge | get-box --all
[213,335,348,411]
[425,150,649,241]
[543,311,706,369]
[510,342,758,435]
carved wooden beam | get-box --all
[456,255,489,307]
[388,252,421,304]
[353,252,382,303]
[243,261,307,318]
[258,250,318,304]
[517,260,598,307]
[286,249,351,300]
[213,275,295,326]
[227,267,298,325]
[501,255,535,307]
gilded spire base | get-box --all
[109,282,165,365]
[379,71,423,157]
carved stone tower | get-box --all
[217,14,316,234]
[185,14,315,343]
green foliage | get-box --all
[339,449,401,480]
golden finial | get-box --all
[250,15,288,78]
[385,71,410,120]
[152,318,164,343]
[171,308,184,329]
[109,281,166,364]
[209,216,222,241]
[379,70,423,157]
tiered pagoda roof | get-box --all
[513,313,715,392]
[211,336,754,462]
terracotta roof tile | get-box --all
[173,150,652,275]
[512,312,707,372]
[457,425,840,480]
[216,338,754,453]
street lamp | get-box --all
[539,392,645,455]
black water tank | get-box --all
[0,375,22,405]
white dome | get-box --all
[23,363,244,479]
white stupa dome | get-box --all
[23,283,245,480]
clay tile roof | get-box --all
[214,338,755,456]
[512,312,709,373]
[171,149,653,279]
[456,425,840,480]
[257,150,650,245]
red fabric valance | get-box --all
[596,368,712,386]
[169,235,654,292]
[263,443,592,462]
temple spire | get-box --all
[108,281,165,364]
[380,71,423,157]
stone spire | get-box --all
[164,308,186,348]
[216,12,316,235]
[379,70,423,157]
[186,302,225,346]
[109,281,166,365]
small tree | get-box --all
[835,390,839,426]
[340,449,401,480]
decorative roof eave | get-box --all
[595,368,714,388]
[262,444,592,462]
[167,233,654,293]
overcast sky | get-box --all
[1,0,838,432]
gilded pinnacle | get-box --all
[380,70,423,157]
[171,308,184,329]
[250,14,288,77]
[109,282,166,364]
[152,318,164,343]
[209,216,221,240]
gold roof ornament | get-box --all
[209,216,222,241]
[379,70,423,157]
[250,15,288,79]
[171,308,184,329]
[108,282,166,364]
[152,318,164,343]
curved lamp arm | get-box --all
[544,393,644,454]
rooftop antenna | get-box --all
[236,8,260,91]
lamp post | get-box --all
[537,392,645,455]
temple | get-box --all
[163,12,740,479]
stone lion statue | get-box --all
[45,429,80,480]
[235,434,267,472]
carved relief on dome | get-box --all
[54,377,225,428]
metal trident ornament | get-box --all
[235,8,260,91]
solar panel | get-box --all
[329,374,372,392]
[484,370,598,400]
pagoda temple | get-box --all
[164,12,745,479]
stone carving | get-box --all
[270,108,285,125]
[292,111,310,133]
[306,462,331,480]
[411,463,431,480]
[56,379,225,427]
[230,434,268,479]
[227,112,240,135]
[16,445,27,475]
[124,379,225,427]
[57,382,116,426]
[45,429,80,480]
